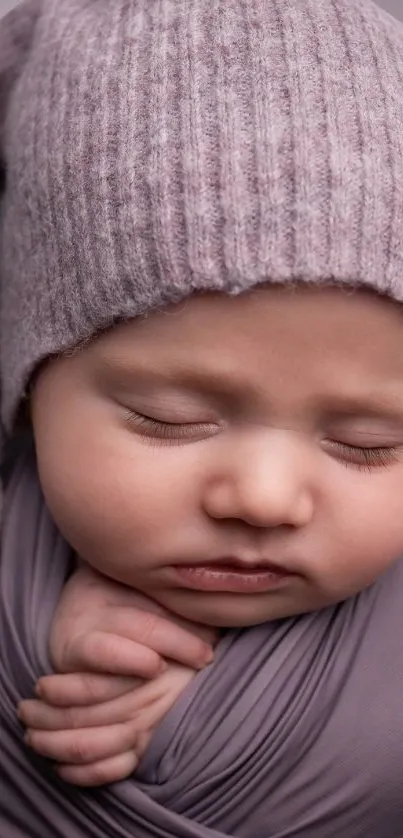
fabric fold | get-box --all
[1,442,403,838]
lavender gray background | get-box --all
[1,0,403,20]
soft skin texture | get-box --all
[31,285,403,627]
[18,569,216,786]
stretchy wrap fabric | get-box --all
[1,442,403,838]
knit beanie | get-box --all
[1,0,403,447]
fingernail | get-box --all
[198,647,214,667]
[35,682,43,698]
[157,660,168,675]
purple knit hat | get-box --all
[0,0,403,444]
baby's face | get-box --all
[31,286,403,627]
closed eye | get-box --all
[325,440,400,471]
[123,409,218,445]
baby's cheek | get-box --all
[37,455,168,583]
[354,489,403,573]
[320,521,403,602]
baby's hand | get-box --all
[49,560,215,677]
[19,660,196,786]
[18,562,217,785]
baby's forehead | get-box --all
[78,286,403,414]
[92,284,402,348]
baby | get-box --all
[17,285,403,788]
[1,0,403,836]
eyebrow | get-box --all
[315,394,403,425]
[99,357,403,422]
[99,357,248,398]
[325,396,403,425]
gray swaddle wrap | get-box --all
[1,442,403,838]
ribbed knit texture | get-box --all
[0,0,403,443]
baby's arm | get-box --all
[18,562,216,786]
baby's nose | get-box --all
[202,433,314,529]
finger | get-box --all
[55,751,139,786]
[18,699,118,731]
[19,687,143,730]
[25,722,137,764]
[100,609,214,669]
[66,631,167,678]
[18,669,177,731]
[35,673,142,707]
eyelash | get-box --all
[123,410,216,445]
[327,441,399,471]
[123,410,400,468]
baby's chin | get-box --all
[149,587,336,628]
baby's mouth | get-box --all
[169,559,295,593]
